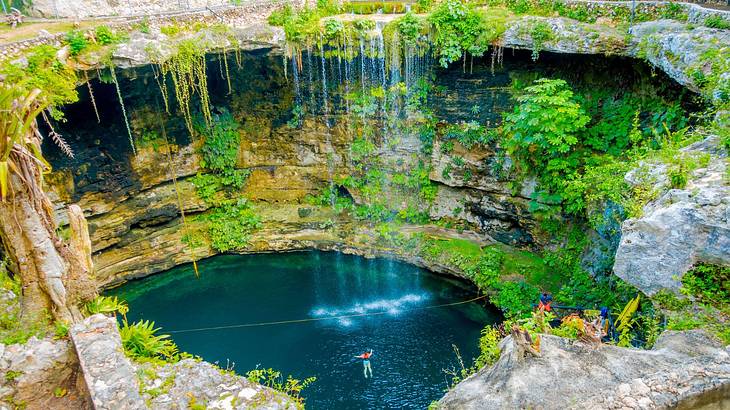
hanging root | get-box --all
[40,111,74,158]
[158,116,200,278]
[84,71,101,123]
[223,49,232,95]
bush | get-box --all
[246,368,316,407]
[65,30,88,56]
[474,326,503,368]
[84,296,129,318]
[429,0,489,67]
[94,25,122,45]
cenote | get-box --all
[109,251,499,409]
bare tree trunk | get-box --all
[0,173,96,323]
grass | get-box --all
[0,20,102,45]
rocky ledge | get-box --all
[500,16,730,101]
[69,314,297,410]
[439,330,730,409]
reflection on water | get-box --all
[109,251,500,409]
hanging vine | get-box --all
[152,64,170,114]
[157,40,213,136]
[109,65,136,156]
[222,49,232,95]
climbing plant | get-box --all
[157,40,213,136]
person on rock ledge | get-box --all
[538,292,553,312]
[355,349,374,378]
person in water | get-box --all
[355,349,374,378]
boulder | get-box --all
[439,330,730,409]
[613,136,729,295]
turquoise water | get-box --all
[109,251,500,409]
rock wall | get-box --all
[42,45,698,287]
[439,330,730,409]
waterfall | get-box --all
[306,47,315,115]
[359,38,366,92]
[320,43,329,125]
[320,42,336,209]
[292,51,302,111]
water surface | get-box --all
[109,251,499,409]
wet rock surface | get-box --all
[439,330,730,409]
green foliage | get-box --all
[397,12,424,44]
[681,263,729,308]
[0,45,78,116]
[204,199,262,253]
[246,368,316,408]
[65,30,88,56]
[84,296,129,318]
[119,320,181,362]
[491,281,539,317]
[54,321,70,339]
[94,25,124,45]
[197,110,240,173]
[4,370,22,383]
[442,121,497,148]
[269,4,295,26]
[528,20,553,61]
[344,1,408,14]
[420,238,545,317]
[503,78,590,195]
[704,15,730,30]
[429,0,489,67]
[473,325,503,368]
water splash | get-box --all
[311,293,429,327]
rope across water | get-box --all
[166,294,487,334]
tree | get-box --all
[502,78,590,194]
[0,83,96,323]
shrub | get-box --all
[246,368,316,407]
[429,0,489,67]
[205,199,261,252]
[94,25,122,45]
[65,30,88,56]
[474,325,503,368]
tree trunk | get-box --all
[0,173,96,323]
